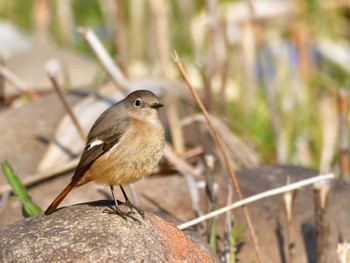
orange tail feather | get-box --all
[45,183,74,215]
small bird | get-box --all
[45,90,165,220]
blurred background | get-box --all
[1,0,350,261]
[1,0,349,172]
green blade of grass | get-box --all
[1,160,41,217]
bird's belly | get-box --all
[84,136,164,186]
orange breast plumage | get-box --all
[80,118,165,186]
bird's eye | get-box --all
[134,98,142,107]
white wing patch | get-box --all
[87,139,104,150]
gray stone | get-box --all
[0,200,218,263]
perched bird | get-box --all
[45,90,165,220]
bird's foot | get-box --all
[124,200,145,218]
[103,207,141,224]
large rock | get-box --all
[0,200,218,262]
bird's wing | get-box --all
[71,117,130,185]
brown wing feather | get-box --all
[71,117,131,185]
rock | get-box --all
[0,200,218,263]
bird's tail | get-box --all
[45,183,74,215]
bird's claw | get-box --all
[103,207,141,224]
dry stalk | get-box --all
[113,0,128,69]
[222,183,234,262]
[163,92,185,155]
[319,96,338,174]
[56,0,74,44]
[130,0,146,61]
[184,146,204,159]
[283,178,297,263]
[32,0,50,44]
[172,51,262,263]
[337,88,350,178]
[204,0,219,110]
[178,173,335,230]
[314,180,331,263]
[0,65,34,96]
[149,0,170,77]
[46,60,86,141]
[78,27,128,91]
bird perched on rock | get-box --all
[45,90,165,221]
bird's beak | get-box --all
[151,102,163,109]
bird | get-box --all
[45,90,165,221]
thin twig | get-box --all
[172,51,262,262]
[178,173,335,230]
[0,65,30,94]
[46,60,86,141]
[183,146,204,159]
[78,27,128,91]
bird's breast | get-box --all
[85,119,165,186]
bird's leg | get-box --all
[120,185,145,218]
[104,185,140,223]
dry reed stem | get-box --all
[0,65,31,94]
[172,51,262,263]
[164,92,185,155]
[46,60,86,141]
[78,27,128,91]
[178,173,335,230]
[130,0,146,60]
[314,181,331,263]
[56,0,74,44]
[32,0,50,45]
[204,0,219,110]
[223,184,234,262]
[319,96,338,174]
[183,146,204,159]
[283,181,297,263]
[337,88,350,177]
[149,0,170,76]
[113,0,128,68]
